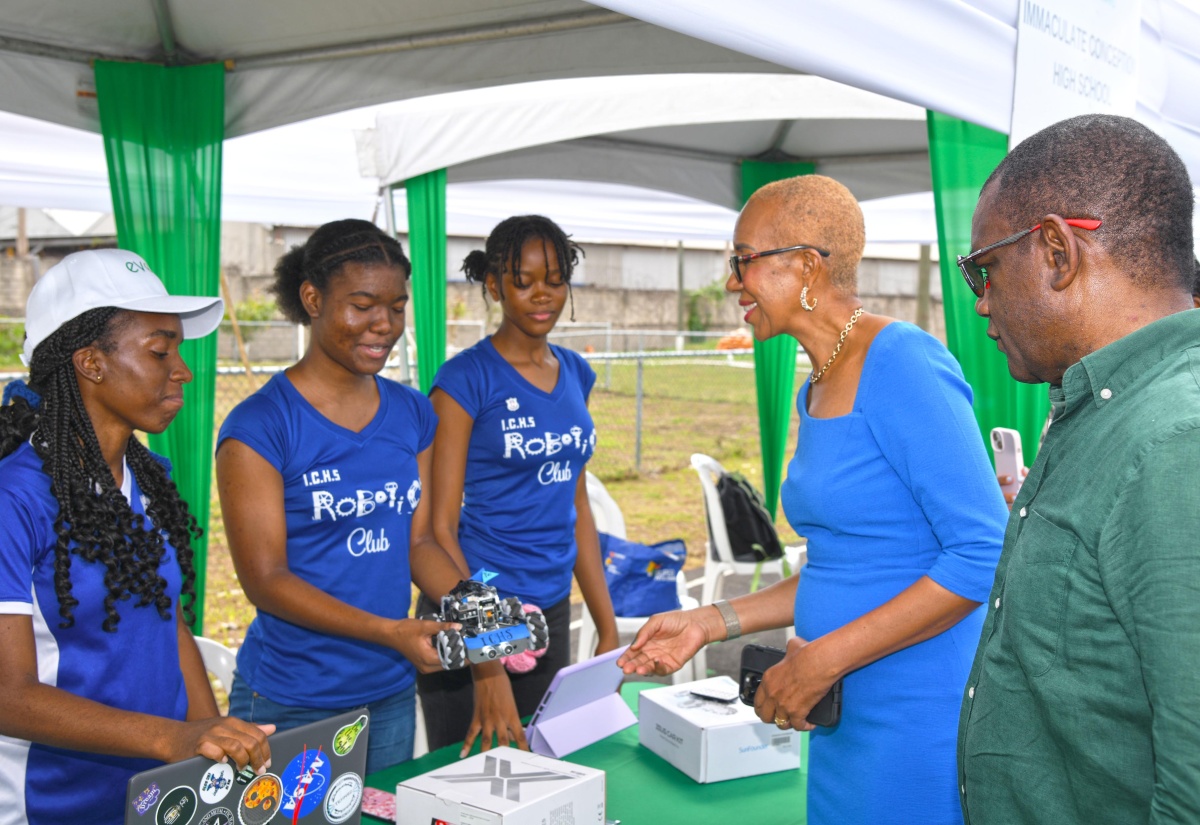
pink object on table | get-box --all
[502,603,547,674]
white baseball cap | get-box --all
[22,249,225,366]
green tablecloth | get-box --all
[367,682,808,825]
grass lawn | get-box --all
[198,358,809,648]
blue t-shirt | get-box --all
[218,372,435,708]
[433,338,597,605]
[0,442,188,825]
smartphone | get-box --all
[738,643,843,727]
[990,427,1024,499]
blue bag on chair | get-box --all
[600,532,686,616]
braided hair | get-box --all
[0,308,200,632]
[272,219,411,324]
[461,215,583,321]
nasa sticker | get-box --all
[237,773,282,825]
[332,714,368,756]
[324,773,363,824]
[199,762,235,804]
[279,747,332,819]
[197,808,235,825]
[155,785,197,825]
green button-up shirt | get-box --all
[959,309,1200,824]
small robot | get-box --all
[425,571,549,670]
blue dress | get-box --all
[780,323,1006,825]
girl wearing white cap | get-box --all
[0,249,272,823]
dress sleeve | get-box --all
[432,350,483,419]
[216,390,289,474]
[861,326,1007,602]
[1102,428,1200,821]
[0,489,41,614]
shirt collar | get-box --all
[1058,309,1200,411]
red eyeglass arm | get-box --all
[1030,218,1103,231]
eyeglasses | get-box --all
[957,218,1102,297]
[729,244,830,283]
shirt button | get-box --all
[995,597,1001,609]
[968,686,975,698]
[961,784,966,795]
[1019,507,1027,517]
[1100,388,1113,399]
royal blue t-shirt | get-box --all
[218,372,435,708]
[434,338,596,605]
[0,442,188,825]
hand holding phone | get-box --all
[990,427,1026,502]
[738,643,842,727]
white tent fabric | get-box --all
[0,1,783,138]
[361,74,924,188]
[589,0,1200,183]
[0,108,941,244]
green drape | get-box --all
[405,169,448,393]
[739,160,815,517]
[95,61,225,634]
[926,111,1050,458]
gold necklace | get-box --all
[809,307,864,384]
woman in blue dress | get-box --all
[620,176,1007,824]
[417,215,619,756]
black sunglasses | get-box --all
[957,218,1102,297]
[729,244,830,283]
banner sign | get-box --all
[1010,0,1141,148]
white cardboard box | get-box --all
[638,676,802,783]
[397,746,605,825]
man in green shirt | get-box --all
[957,114,1200,823]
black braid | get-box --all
[0,308,201,631]
[272,219,411,325]
[460,215,583,321]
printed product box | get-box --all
[638,676,802,783]
[396,746,604,825]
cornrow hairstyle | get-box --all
[0,308,200,632]
[272,218,412,325]
[983,114,1194,290]
[460,215,584,321]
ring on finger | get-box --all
[774,714,789,729]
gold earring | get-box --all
[801,285,818,312]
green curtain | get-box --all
[926,111,1050,458]
[405,169,448,393]
[739,160,815,517]
[95,61,225,634]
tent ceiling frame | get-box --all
[574,134,928,168]
[0,9,630,69]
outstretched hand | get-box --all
[390,618,462,674]
[617,608,711,677]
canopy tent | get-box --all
[0,1,783,137]
[359,74,930,210]
[590,0,1200,183]
[0,107,940,244]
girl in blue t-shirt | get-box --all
[417,215,619,754]
[0,249,272,823]
[217,220,517,774]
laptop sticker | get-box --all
[155,786,197,825]
[200,763,236,804]
[332,714,367,756]
[324,773,363,824]
[237,773,282,825]
[280,747,331,821]
[197,808,235,825]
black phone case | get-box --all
[738,643,843,727]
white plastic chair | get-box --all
[689,453,806,677]
[194,636,237,696]
[578,472,698,684]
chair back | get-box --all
[690,453,737,564]
[586,471,627,539]
[193,636,237,696]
